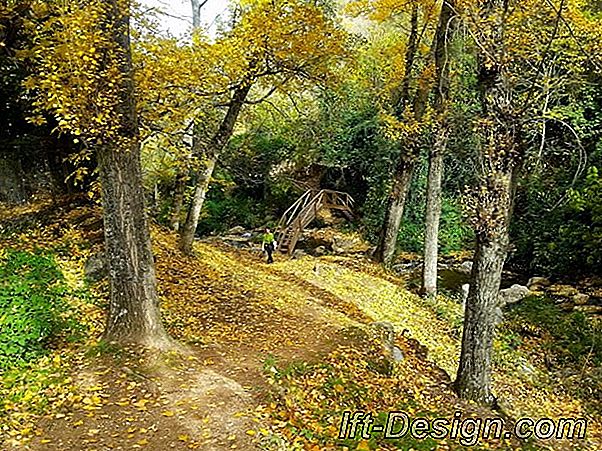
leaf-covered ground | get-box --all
[0,198,600,450]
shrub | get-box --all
[0,249,77,369]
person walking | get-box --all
[262,228,276,263]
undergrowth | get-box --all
[0,249,85,369]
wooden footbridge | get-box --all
[276,189,354,256]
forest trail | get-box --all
[1,200,379,450]
[1,199,601,450]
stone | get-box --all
[494,306,504,325]
[371,322,403,362]
[392,262,420,275]
[461,283,470,301]
[527,276,551,290]
[517,357,537,379]
[312,245,328,257]
[292,249,306,259]
[573,293,590,306]
[84,252,107,283]
[332,235,370,255]
[227,225,246,235]
[460,283,530,311]
[498,284,531,307]
[549,284,579,297]
[221,236,251,248]
[461,284,470,311]
[391,346,404,362]
[456,261,473,275]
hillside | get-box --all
[0,198,601,450]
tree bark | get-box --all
[455,0,522,404]
[375,6,420,266]
[421,129,446,296]
[170,171,186,231]
[374,159,414,265]
[455,169,516,405]
[99,0,170,347]
[421,0,457,296]
[179,83,251,254]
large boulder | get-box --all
[292,249,307,260]
[221,235,252,249]
[332,234,370,255]
[227,225,246,235]
[499,284,531,307]
[460,283,531,311]
[573,293,590,306]
[312,245,328,257]
[549,284,579,297]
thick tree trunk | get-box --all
[455,169,515,404]
[374,159,414,265]
[421,0,456,296]
[99,0,170,347]
[179,83,251,254]
[455,0,521,404]
[421,129,446,296]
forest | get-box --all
[1,0,601,449]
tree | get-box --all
[421,0,457,297]
[455,0,602,404]
[25,0,171,347]
[178,0,345,254]
[349,0,451,266]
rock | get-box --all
[573,293,590,306]
[371,322,404,362]
[494,306,504,325]
[456,261,473,275]
[460,283,530,311]
[549,284,579,297]
[227,225,246,235]
[527,276,551,290]
[312,245,328,257]
[461,283,470,303]
[392,262,421,275]
[221,236,251,248]
[292,249,306,259]
[84,252,107,283]
[517,357,537,379]
[498,284,531,307]
[460,284,470,312]
[391,346,404,362]
[332,235,369,255]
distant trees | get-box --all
[177,0,346,254]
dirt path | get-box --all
[17,228,369,451]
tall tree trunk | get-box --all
[374,159,414,265]
[455,0,522,404]
[179,83,251,254]
[421,0,457,296]
[100,0,170,347]
[375,6,420,266]
[455,167,517,404]
[170,172,186,231]
[421,128,446,296]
